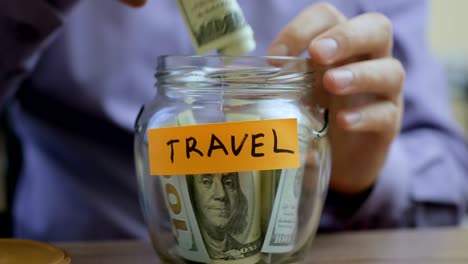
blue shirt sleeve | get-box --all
[320,0,468,230]
[0,0,77,103]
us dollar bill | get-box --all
[176,0,255,55]
[261,123,311,253]
[260,167,304,253]
[160,175,211,263]
[186,171,262,263]
[164,110,262,263]
[157,110,212,263]
[260,169,281,235]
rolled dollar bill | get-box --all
[162,110,263,263]
[176,0,256,55]
[261,122,311,253]
[260,167,304,253]
[160,175,211,263]
[260,169,279,235]
[154,110,212,262]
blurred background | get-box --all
[0,0,467,236]
[429,0,468,134]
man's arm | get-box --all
[0,0,78,104]
[321,0,468,230]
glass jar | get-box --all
[134,55,330,264]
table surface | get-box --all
[57,227,468,264]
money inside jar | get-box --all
[134,56,330,264]
[148,108,323,263]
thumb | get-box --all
[118,0,147,7]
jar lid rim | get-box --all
[158,55,309,62]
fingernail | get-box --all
[344,112,361,125]
[268,43,289,56]
[312,38,338,62]
[330,70,353,90]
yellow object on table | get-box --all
[0,239,71,264]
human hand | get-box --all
[118,0,147,7]
[268,3,405,195]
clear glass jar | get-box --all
[134,55,330,264]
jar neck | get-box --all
[155,55,321,100]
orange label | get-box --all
[148,118,299,175]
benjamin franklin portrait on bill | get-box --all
[187,172,249,260]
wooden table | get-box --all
[57,227,468,263]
